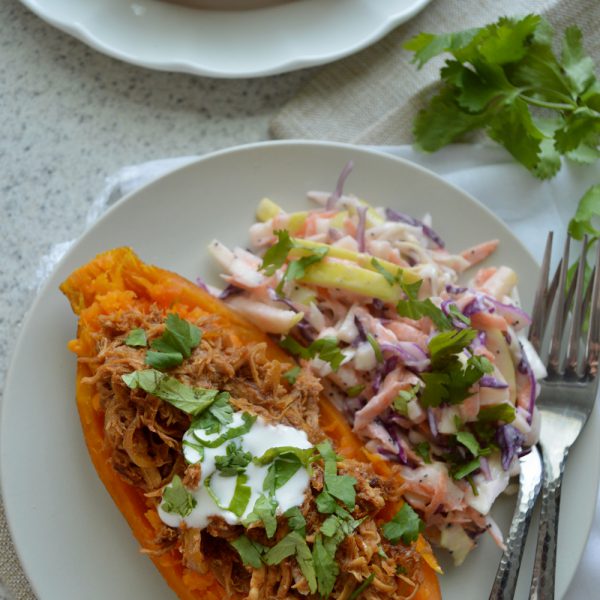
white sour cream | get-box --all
[158,412,312,529]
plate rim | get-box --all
[1,140,595,599]
[18,0,433,78]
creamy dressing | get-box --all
[158,412,312,530]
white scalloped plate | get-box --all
[2,142,598,599]
[19,0,432,77]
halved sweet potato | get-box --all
[61,247,441,600]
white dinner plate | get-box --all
[2,141,598,599]
[19,0,432,78]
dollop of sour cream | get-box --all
[158,412,313,529]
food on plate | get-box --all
[207,164,544,564]
[61,247,441,600]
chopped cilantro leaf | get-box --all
[276,246,328,295]
[215,442,252,476]
[346,384,365,398]
[477,403,516,423]
[370,258,398,285]
[124,328,147,347]
[396,277,452,330]
[261,230,295,276]
[393,386,419,415]
[280,336,345,371]
[382,504,424,545]
[452,458,481,480]
[283,365,301,385]
[145,313,202,370]
[284,506,306,536]
[243,494,278,538]
[428,329,478,369]
[316,491,337,514]
[192,412,256,448]
[456,431,481,457]
[161,475,196,517]
[313,534,339,598]
[448,303,471,326]
[204,472,251,517]
[316,441,357,511]
[366,333,383,363]
[264,533,317,594]
[263,454,304,496]
[191,392,234,434]
[122,370,221,416]
[348,573,376,600]
[253,446,315,468]
[231,535,266,569]
[415,441,431,463]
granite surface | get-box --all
[0,1,313,597]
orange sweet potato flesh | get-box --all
[61,247,441,600]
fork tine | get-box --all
[585,240,600,378]
[529,232,554,353]
[566,236,588,374]
[548,236,571,372]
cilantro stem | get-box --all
[520,95,575,111]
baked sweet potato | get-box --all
[61,247,441,600]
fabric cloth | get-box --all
[270,0,600,144]
[1,145,598,599]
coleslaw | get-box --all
[206,163,545,564]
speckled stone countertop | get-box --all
[0,2,312,597]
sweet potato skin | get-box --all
[62,247,441,600]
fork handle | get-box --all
[529,448,569,600]
[489,449,543,600]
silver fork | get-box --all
[490,232,600,600]
[529,233,600,599]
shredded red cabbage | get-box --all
[379,342,430,371]
[372,356,399,393]
[486,297,532,329]
[326,160,354,210]
[219,284,244,300]
[517,343,537,423]
[353,315,367,346]
[495,424,524,470]
[479,376,509,389]
[441,299,469,330]
[196,277,211,293]
[385,208,445,248]
[428,408,439,438]
[479,456,492,481]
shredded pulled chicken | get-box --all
[79,306,427,599]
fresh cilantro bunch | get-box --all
[405,15,600,179]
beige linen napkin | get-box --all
[270,0,600,144]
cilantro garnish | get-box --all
[393,386,419,415]
[261,230,295,275]
[263,453,304,497]
[370,258,398,286]
[346,384,365,398]
[280,336,345,371]
[191,392,234,434]
[264,532,317,594]
[230,535,267,569]
[396,277,452,330]
[145,313,202,370]
[415,441,431,464]
[122,369,222,416]
[312,534,339,597]
[452,458,481,480]
[456,431,481,457]
[284,506,307,536]
[260,230,328,294]
[382,504,424,545]
[192,412,256,448]
[242,494,278,538]
[477,403,516,423]
[124,328,147,347]
[366,333,383,363]
[283,365,301,385]
[161,475,196,517]
[348,573,376,600]
[316,441,357,512]
[214,442,252,476]
[253,446,316,468]
[419,329,493,408]
[204,472,251,517]
[405,15,600,179]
